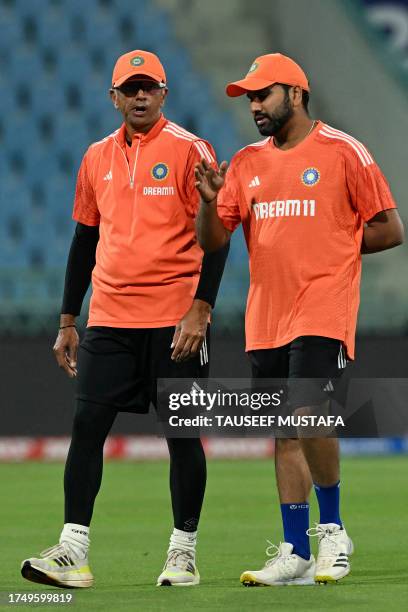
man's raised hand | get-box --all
[195,159,228,203]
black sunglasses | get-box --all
[114,81,166,97]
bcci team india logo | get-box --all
[130,56,145,66]
[301,167,320,186]
[151,163,169,181]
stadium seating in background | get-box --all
[1,0,406,334]
[0,0,242,332]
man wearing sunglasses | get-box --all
[21,50,229,588]
[195,53,403,586]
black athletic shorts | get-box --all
[76,326,210,413]
[249,335,347,408]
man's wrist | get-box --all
[60,313,76,328]
[201,196,217,206]
[192,298,212,312]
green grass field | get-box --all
[1,457,407,611]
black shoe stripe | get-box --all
[21,562,74,589]
[54,559,63,567]
[333,563,348,567]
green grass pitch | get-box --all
[1,457,407,611]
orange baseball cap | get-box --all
[226,53,309,97]
[112,50,166,88]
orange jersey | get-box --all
[217,121,397,358]
[73,114,216,328]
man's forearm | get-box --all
[195,241,230,308]
[196,198,230,252]
[61,223,99,317]
[361,230,402,254]
[361,210,404,254]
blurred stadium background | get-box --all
[0,0,407,458]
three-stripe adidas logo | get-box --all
[54,556,75,567]
[337,344,347,369]
[103,170,112,181]
[191,381,202,395]
[323,380,334,393]
[185,561,196,574]
[199,338,209,366]
[332,552,349,568]
[319,125,374,168]
[249,176,260,188]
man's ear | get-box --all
[160,87,169,108]
[292,85,303,109]
[109,88,119,109]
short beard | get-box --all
[254,91,294,136]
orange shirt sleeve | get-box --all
[345,148,397,222]
[72,151,100,226]
[217,161,242,233]
[185,139,217,217]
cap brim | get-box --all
[226,77,277,97]
[113,70,165,87]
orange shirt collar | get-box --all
[116,114,168,148]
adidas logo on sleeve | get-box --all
[249,176,260,188]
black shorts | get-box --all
[76,326,210,413]
[249,335,347,408]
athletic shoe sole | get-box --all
[21,561,93,589]
[158,581,199,586]
[240,572,315,587]
[315,568,350,584]
[157,576,200,587]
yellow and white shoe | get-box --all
[21,542,93,588]
[157,549,200,586]
[307,523,354,583]
[240,542,315,586]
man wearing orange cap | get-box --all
[196,53,404,586]
[21,50,229,588]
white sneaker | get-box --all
[307,523,354,583]
[240,541,316,586]
[21,543,93,588]
[157,549,200,586]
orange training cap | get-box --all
[226,53,309,97]
[112,50,166,87]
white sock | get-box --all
[60,523,90,560]
[168,528,197,556]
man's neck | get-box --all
[273,116,315,150]
[125,114,162,144]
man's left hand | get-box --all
[171,299,211,362]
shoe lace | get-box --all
[264,540,295,579]
[40,542,75,564]
[165,548,195,572]
[306,524,338,556]
[264,540,280,567]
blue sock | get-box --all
[280,503,310,560]
[314,481,342,527]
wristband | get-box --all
[59,324,77,330]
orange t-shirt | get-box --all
[73,114,216,327]
[217,121,397,358]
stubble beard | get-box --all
[255,94,294,137]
